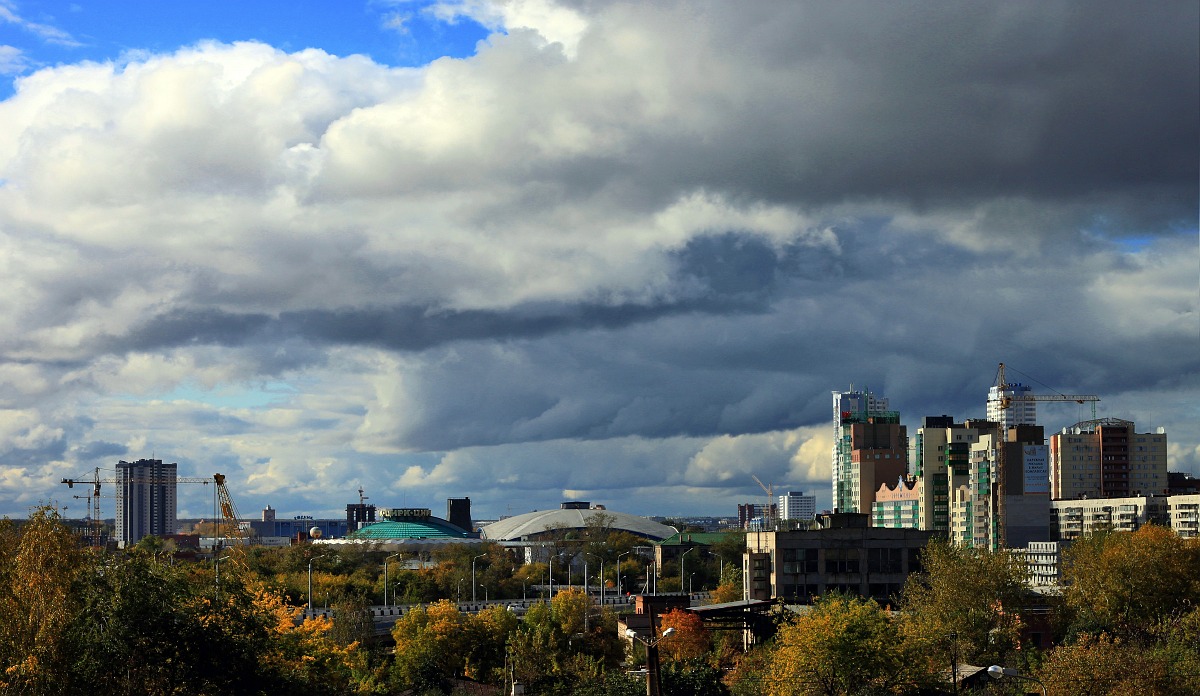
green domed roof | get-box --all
[348,516,473,540]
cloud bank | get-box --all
[0,1,1196,519]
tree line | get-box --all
[2,508,1197,695]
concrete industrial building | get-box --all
[1049,418,1168,500]
[1169,495,1200,538]
[832,388,907,515]
[115,458,178,548]
[745,513,934,605]
[1021,541,1062,587]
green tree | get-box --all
[899,539,1031,671]
[463,604,519,683]
[662,659,729,696]
[508,602,564,694]
[1035,631,1190,696]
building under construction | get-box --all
[115,458,178,548]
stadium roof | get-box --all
[481,506,677,542]
[347,516,473,541]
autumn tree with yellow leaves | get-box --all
[1060,524,1200,640]
[760,593,917,696]
[0,508,84,695]
[0,510,371,696]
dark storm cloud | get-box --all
[615,1,1197,228]
[105,231,815,358]
[111,299,745,355]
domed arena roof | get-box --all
[347,516,473,541]
[481,503,676,542]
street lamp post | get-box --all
[987,665,1046,696]
[705,550,724,587]
[585,552,605,606]
[383,553,400,607]
[680,547,695,595]
[616,550,632,596]
[472,553,487,603]
[307,554,328,616]
[215,551,231,600]
[632,546,652,593]
[625,627,676,696]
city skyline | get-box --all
[1,1,1197,521]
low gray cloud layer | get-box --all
[0,1,1196,519]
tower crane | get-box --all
[990,362,1099,548]
[751,475,775,530]
[62,470,213,548]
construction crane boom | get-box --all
[213,473,247,549]
[751,475,775,530]
[992,362,1100,548]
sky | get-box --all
[1,0,1197,523]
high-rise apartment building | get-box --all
[910,416,987,534]
[779,491,817,522]
[950,424,1049,551]
[1049,418,1168,500]
[832,388,906,514]
[115,458,178,548]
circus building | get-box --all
[317,499,481,550]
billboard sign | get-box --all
[1023,445,1049,494]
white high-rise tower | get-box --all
[987,382,1036,430]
